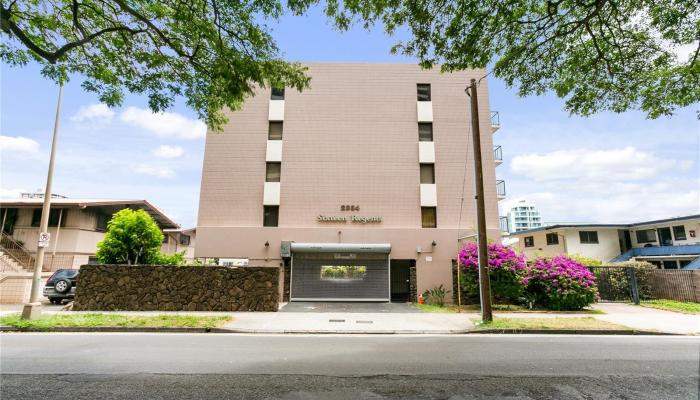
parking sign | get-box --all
[38,232,50,248]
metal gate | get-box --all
[290,243,390,301]
[588,266,638,302]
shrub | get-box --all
[569,254,602,266]
[602,261,657,300]
[154,251,186,266]
[524,256,598,310]
[458,242,527,303]
[423,285,450,306]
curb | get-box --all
[1,326,683,335]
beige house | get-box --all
[162,228,196,262]
[508,215,700,268]
[196,63,504,302]
[0,197,183,303]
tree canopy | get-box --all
[96,208,166,265]
[1,0,309,130]
[290,0,699,118]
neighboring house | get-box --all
[0,197,181,303]
[502,199,543,233]
[196,63,503,303]
[508,215,700,269]
[162,228,196,262]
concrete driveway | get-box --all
[593,303,700,335]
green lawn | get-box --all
[416,303,604,314]
[471,317,629,331]
[641,300,700,314]
[0,313,231,331]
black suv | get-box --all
[43,269,79,304]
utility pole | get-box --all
[22,82,63,320]
[467,79,493,322]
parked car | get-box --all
[43,269,79,304]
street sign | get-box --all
[38,232,50,248]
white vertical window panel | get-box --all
[263,182,281,205]
[420,184,438,207]
[416,101,433,122]
[266,140,283,162]
[418,142,435,163]
[269,100,285,121]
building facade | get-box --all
[504,200,543,233]
[509,215,700,269]
[196,63,503,302]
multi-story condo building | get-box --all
[509,214,700,269]
[504,200,543,233]
[196,63,503,303]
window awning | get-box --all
[290,243,391,254]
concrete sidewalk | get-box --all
[592,303,700,335]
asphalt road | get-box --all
[2,334,699,399]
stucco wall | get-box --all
[73,265,279,311]
[563,229,621,262]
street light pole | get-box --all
[22,82,63,320]
[467,79,493,322]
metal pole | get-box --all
[468,79,493,322]
[22,82,63,320]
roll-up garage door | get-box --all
[290,243,390,301]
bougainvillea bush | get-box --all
[524,256,598,310]
[458,242,527,303]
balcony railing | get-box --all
[493,145,502,162]
[491,111,500,132]
[496,180,506,197]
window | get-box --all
[268,122,283,140]
[672,225,686,241]
[662,260,679,270]
[179,234,191,246]
[162,234,169,244]
[635,229,656,243]
[263,206,279,227]
[418,123,433,141]
[31,209,65,227]
[420,164,435,184]
[96,212,110,232]
[266,162,281,182]
[579,231,599,244]
[421,207,437,228]
[524,236,535,247]
[87,256,99,265]
[0,208,18,235]
[417,84,431,101]
[271,87,284,100]
[546,233,559,245]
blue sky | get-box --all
[1,7,699,228]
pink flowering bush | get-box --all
[524,256,598,310]
[458,242,527,303]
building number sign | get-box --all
[340,205,360,211]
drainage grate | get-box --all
[329,319,346,323]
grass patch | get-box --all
[471,317,628,331]
[415,303,604,314]
[0,313,231,331]
[640,300,700,314]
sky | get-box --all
[1,7,699,228]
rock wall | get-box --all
[73,264,279,311]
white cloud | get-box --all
[0,187,28,198]
[133,164,175,179]
[0,135,40,153]
[153,145,184,158]
[120,107,206,140]
[510,147,681,181]
[70,103,115,123]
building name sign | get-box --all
[318,215,382,224]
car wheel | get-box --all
[54,279,72,294]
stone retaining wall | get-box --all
[73,264,279,311]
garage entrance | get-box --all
[290,243,391,301]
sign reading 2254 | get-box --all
[340,205,360,211]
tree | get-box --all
[1,0,310,130]
[289,0,700,118]
[96,208,164,264]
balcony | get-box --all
[493,145,503,166]
[491,111,500,133]
[499,216,510,233]
[611,244,700,263]
[496,180,506,200]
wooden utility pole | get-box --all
[467,79,493,322]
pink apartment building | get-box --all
[195,63,504,302]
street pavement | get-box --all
[2,333,698,399]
